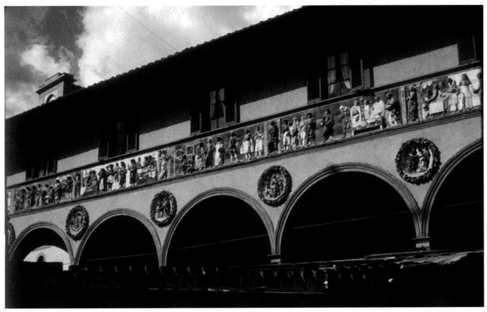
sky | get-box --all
[4,6,301,118]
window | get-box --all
[458,36,478,65]
[191,87,239,134]
[308,52,367,103]
[99,118,138,159]
[26,154,57,180]
[327,53,351,98]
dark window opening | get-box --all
[458,36,478,65]
[26,155,57,180]
[191,87,239,134]
[308,52,366,103]
[327,52,351,98]
[99,119,138,159]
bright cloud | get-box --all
[76,6,298,88]
[6,84,40,117]
[243,6,301,24]
[20,43,73,77]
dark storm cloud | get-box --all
[5,7,84,117]
[42,7,85,74]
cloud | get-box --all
[243,6,301,24]
[5,6,299,117]
[20,43,74,76]
[5,7,80,117]
[76,6,299,87]
[6,84,40,118]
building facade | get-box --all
[6,6,483,307]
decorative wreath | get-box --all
[7,222,15,248]
[395,137,441,185]
[65,205,89,241]
[150,190,177,227]
[258,165,293,207]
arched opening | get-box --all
[281,171,416,263]
[10,227,71,269]
[7,226,73,308]
[23,247,69,270]
[78,215,159,272]
[167,195,272,266]
[428,148,483,250]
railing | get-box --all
[69,250,480,294]
[7,66,482,215]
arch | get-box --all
[8,222,74,266]
[422,139,482,241]
[162,187,275,266]
[45,94,56,103]
[276,162,421,256]
[74,208,163,267]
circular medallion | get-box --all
[7,222,15,248]
[258,165,293,207]
[66,205,89,241]
[396,137,441,185]
[150,191,177,227]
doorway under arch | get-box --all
[428,148,483,250]
[166,195,272,267]
[7,224,74,308]
[280,171,417,263]
[78,215,159,272]
[9,224,73,268]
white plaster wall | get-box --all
[374,45,459,88]
[139,121,191,150]
[57,149,99,173]
[240,87,308,123]
[7,172,26,187]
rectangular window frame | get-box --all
[98,118,139,160]
[191,86,239,135]
[307,51,368,103]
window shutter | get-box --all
[350,58,363,91]
[225,89,236,123]
[127,132,137,151]
[99,139,109,159]
[126,120,138,152]
[190,109,201,133]
[26,164,33,180]
[363,68,372,89]
[115,121,127,155]
[209,102,216,119]
[46,158,57,174]
[458,36,476,65]
[307,78,321,103]
[210,91,216,104]
[218,88,225,101]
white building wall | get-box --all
[57,149,99,173]
[373,45,459,88]
[139,120,191,150]
[240,87,307,123]
[7,172,26,187]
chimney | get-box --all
[35,73,83,105]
